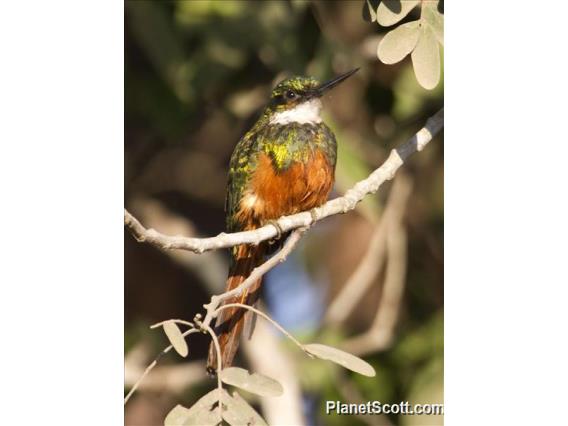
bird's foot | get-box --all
[266,219,283,244]
[310,207,320,223]
[206,366,218,378]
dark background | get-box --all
[125,1,443,425]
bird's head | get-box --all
[267,68,359,125]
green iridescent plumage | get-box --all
[225,75,337,233]
[270,76,319,110]
[207,69,358,372]
[226,122,337,232]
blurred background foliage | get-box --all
[125,1,443,425]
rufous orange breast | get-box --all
[235,150,334,229]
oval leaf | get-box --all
[220,367,283,397]
[223,391,268,426]
[165,388,227,426]
[163,321,189,357]
[304,343,376,377]
[423,1,444,46]
[376,0,419,27]
[411,25,440,90]
[377,21,420,64]
[164,405,193,426]
[164,401,218,426]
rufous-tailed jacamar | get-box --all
[207,68,359,374]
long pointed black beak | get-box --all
[314,67,360,97]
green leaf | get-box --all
[411,24,440,90]
[423,1,444,46]
[331,122,380,223]
[125,1,190,102]
[377,20,420,64]
[223,391,268,426]
[304,343,376,377]
[220,367,284,397]
[406,356,444,423]
[376,0,419,27]
[163,321,189,357]
[164,389,221,426]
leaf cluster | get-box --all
[365,0,444,89]
[152,312,376,425]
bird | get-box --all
[207,68,359,374]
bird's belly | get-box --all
[236,150,334,227]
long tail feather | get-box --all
[206,244,265,374]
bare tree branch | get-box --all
[125,341,206,394]
[124,108,443,254]
[124,327,200,404]
[340,195,409,355]
[127,197,227,293]
[124,231,308,406]
[325,174,413,326]
[212,303,307,353]
[201,227,307,330]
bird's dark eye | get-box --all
[285,90,296,100]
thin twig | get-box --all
[124,109,443,407]
[201,227,307,330]
[203,324,224,423]
[128,197,227,294]
[124,328,200,404]
[124,360,205,394]
[124,109,443,254]
[214,303,307,354]
[125,230,307,405]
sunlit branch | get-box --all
[124,108,443,254]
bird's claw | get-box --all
[266,220,283,244]
[310,208,320,222]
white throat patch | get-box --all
[269,99,323,125]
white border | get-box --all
[0,2,123,424]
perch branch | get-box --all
[124,231,307,405]
[124,108,443,253]
[201,227,307,329]
[127,197,227,293]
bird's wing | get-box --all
[225,130,260,233]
